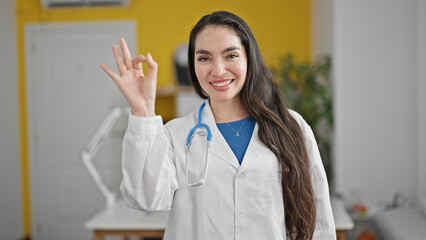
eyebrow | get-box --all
[195,46,241,55]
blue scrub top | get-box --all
[216,116,256,165]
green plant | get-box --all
[273,53,333,182]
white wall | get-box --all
[312,0,425,205]
[310,0,335,194]
[325,0,422,204]
[311,0,333,59]
[0,0,23,239]
[417,0,426,200]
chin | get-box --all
[210,94,240,103]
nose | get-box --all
[211,60,226,77]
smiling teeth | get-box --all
[211,80,232,87]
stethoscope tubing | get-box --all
[185,102,212,187]
[186,102,212,146]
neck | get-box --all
[210,98,248,123]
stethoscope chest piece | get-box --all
[185,102,212,187]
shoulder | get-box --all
[288,109,303,122]
[287,109,315,141]
[288,109,308,130]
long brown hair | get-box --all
[188,11,316,239]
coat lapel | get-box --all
[202,100,240,170]
[237,124,271,174]
[201,100,271,171]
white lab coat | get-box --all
[120,100,336,240]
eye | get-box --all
[197,56,210,62]
[227,53,239,59]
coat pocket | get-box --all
[269,171,285,224]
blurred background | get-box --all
[0,0,425,240]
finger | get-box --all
[112,45,127,75]
[119,38,133,70]
[100,64,120,83]
[132,55,146,76]
[146,53,158,80]
[132,55,146,68]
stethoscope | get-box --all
[186,102,212,187]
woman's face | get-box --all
[194,25,247,104]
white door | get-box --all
[26,22,135,240]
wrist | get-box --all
[131,109,155,117]
[130,104,155,117]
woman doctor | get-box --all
[101,11,336,240]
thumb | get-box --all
[146,53,158,79]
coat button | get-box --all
[237,172,245,179]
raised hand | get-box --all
[101,38,158,117]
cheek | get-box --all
[236,62,248,79]
[195,65,208,82]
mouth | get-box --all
[210,79,233,87]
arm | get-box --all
[304,124,336,239]
[288,110,336,239]
[120,114,179,211]
[101,38,178,210]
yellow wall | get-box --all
[16,0,310,236]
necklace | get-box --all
[216,116,247,137]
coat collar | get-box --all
[199,100,269,171]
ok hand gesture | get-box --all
[101,38,157,117]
